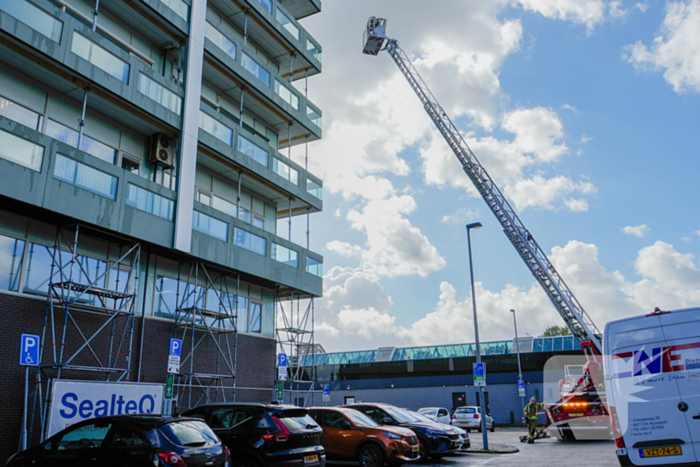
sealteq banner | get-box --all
[48,380,164,437]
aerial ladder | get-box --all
[363,18,609,439]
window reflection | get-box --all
[0,234,25,292]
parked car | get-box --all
[347,403,460,461]
[181,403,325,467]
[5,415,229,467]
[308,407,419,467]
[451,406,494,433]
[416,407,451,425]
[403,410,470,451]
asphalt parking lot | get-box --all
[330,428,619,467]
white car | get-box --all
[452,406,495,432]
[417,407,451,425]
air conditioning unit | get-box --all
[150,133,174,168]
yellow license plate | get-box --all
[304,455,319,464]
[412,445,420,452]
[640,446,682,458]
[569,413,584,417]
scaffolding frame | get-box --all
[172,262,239,411]
[276,291,316,407]
[32,224,141,442]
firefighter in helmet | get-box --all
[524,396,545,443]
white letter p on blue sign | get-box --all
[170,338,182,357]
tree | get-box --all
[541,325,571,337]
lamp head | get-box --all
[510,309,515,313]
[466,222,483,231]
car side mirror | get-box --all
[342,420,353,429]
[381,418,393,425]
[43,442,52,451]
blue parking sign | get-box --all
[473,362,486,387]
[20,334,40,366]
[322,384,330,395]
[170,338,182,357]
[278,354,288,368]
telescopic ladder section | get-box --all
[363,17,602,354]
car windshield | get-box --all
[160,420,219,447]
[381,406,413,423]
[417,408,436,416]
[456,407,477,414]
[409,411,435,424]
[344,410,378,428]
[276,410,319,432]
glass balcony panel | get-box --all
[307,178,322,200]
[237,135,268,167]
[275,9,299,41]
[274,79,299,110]
[205,22,236,60]
[272,157,298,185]
[0,0,63,42]
[159,0,189,20]
[138,73,182,115]
[54,154,117,199]
[212,195,237,217]
[126,183,174,220]
[199,111,232,145]
[71,32,130,83]
[0,128,44,171]
[241,53,270,87]
[193,210,229,241]
[45,119,116,163]
[307,106,322,129]
[306,257,322,277]
[306,39,322,63]
[255,0,272,14]
[0,95,41,129]
[272,243,298,268]
[234,227,266,256]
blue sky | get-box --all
[283,0,700,352]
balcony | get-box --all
[278,0,321,21]
[207,0,322,82]
[0,115,323,297]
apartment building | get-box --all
[0,0,323,458]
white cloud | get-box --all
[636,2,649,13]
[502,107,568,163]
[441,207,481,224]
[505,175,597,211]
[580,134,593,143]
[564,198,590,212]
[326,241,363,258]
[514,0,614,32]
[634,241,700,289]
[622,224,650,238]
[695,230,700,237]
[562,104,579,112]
[624,0,700,93]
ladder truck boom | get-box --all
[363,17,603,355]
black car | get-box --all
[347,403,460,461]
[182,403,325,467]
[5,415,228,467]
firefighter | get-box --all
[524,396,544,443]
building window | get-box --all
[272,157,299,185]
[199,111,233,145]
[255,0,272,14]
[126,183,174,220]
[237,135,268,167]
[0,128,44,172]
[0,95,42,130]
[0,234,25,292]
[307,105,322,129]
[120,155,140,175]
[212,195,236,217]
[71,32,130,83]
[45,119,117,164]
[0,0,63,43]
[306,257,322,277]
[307,178,322,200]
[138,73,182,115]
[272,243,298,268]
[205,22,236,60]
[159,0,189,21]
[253,217,264,229]
[241,53,270,87]
[307,39,322,63]
[249,302,262,333]
[234,228,266,256]
[275,9,299,41]
[54,154,118,199]
[274,79,299,110]
[193,211,228,242]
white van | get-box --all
[604,307,700,466]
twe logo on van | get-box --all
[612,342,700,378]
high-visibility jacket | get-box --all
[524,402,544,420]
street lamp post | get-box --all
[511,309,526,424]
[466,222,488,450]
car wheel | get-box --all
[232,457,261,467]
[477,426,482,433]
[465,428,471,433]
[417,439,430,462]
[358,444,384,467]
[490,422,495,433]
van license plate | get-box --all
[304,455,319,464]
[640,446,682,458]
[569,413,583,417]
[412,445,420,452]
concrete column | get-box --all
[174,0,207,252]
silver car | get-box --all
[451,406,494,433]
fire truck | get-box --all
[362,17,610,440]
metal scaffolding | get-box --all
[172,262,239,412]
[33,224,141,441]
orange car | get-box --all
[308,407,419,467]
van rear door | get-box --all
[606,314,696,465]
[658,307,700,463]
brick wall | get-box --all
[0,292,276,463]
